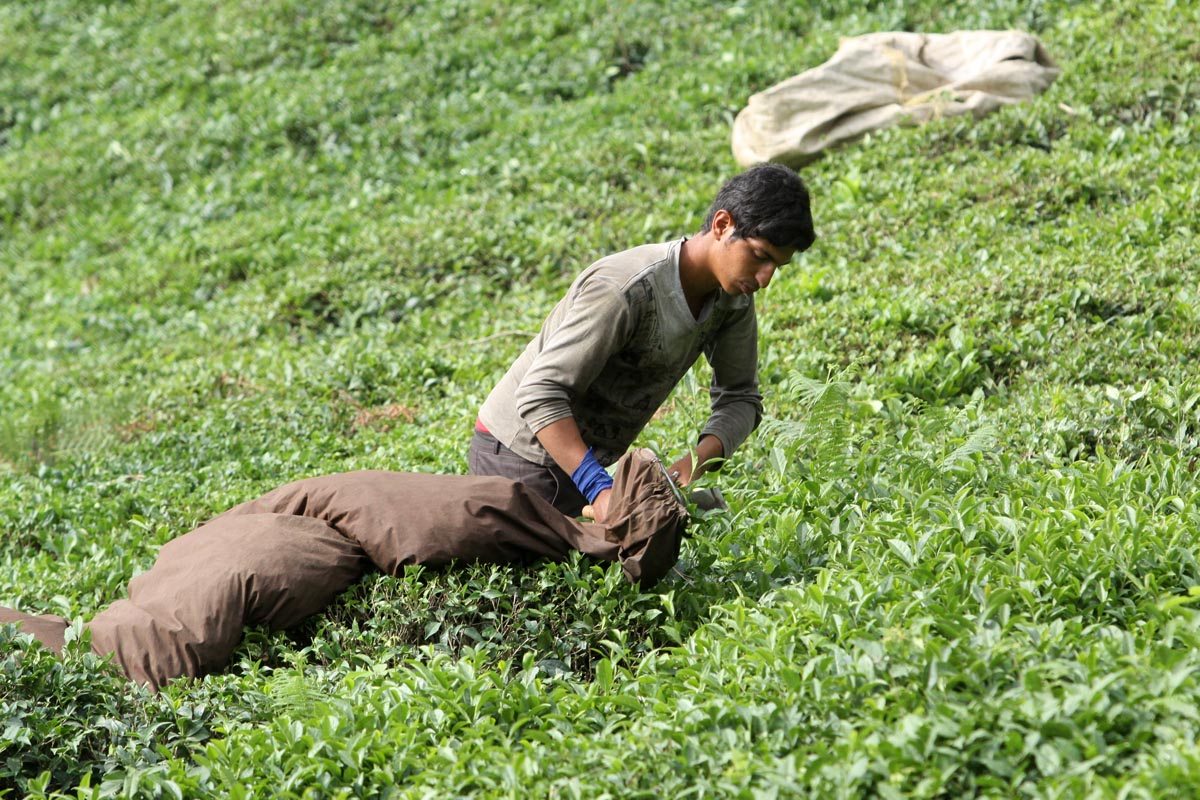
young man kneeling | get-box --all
[469,164,816,520]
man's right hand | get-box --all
[580,487,612,523]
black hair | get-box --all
[700,163,815,252]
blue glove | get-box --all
[570,448,614,503]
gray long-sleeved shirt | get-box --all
[478,239,763,467]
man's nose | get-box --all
[756,264,776,289]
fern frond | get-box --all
[268,654,322,716]
[939,424,999,469]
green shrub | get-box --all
[2,0,1199,795]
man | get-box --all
[469,163,815,521]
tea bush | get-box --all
[2,0,1199,796]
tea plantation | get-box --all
[2,0,1198,796]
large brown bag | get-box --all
[1,449,686,690]
[732,30,1060,167]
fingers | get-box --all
[583,489,612,523]
[668,454,693,486]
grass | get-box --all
[2,0,1199,796]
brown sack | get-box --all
[217,447,686,585]
[217,473,611,573]
[0,607,68,655]
[2,449,685,690]
[599,450,689,586]
[86,514,370,689]
[732,30,1061,167]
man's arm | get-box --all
[516,276,632,522]
[537,417,614,522]
[668,434,724,487]
[687,303,763,480]
[515,276,631,441]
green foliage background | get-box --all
[2,0,1198,796]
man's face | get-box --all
[712,234,796,296]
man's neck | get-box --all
[678,235,719,318]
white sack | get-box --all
[732,30,1061,167]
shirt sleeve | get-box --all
[699,300,763,459]
[514,275,634,435]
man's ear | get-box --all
[710,209,736,240]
